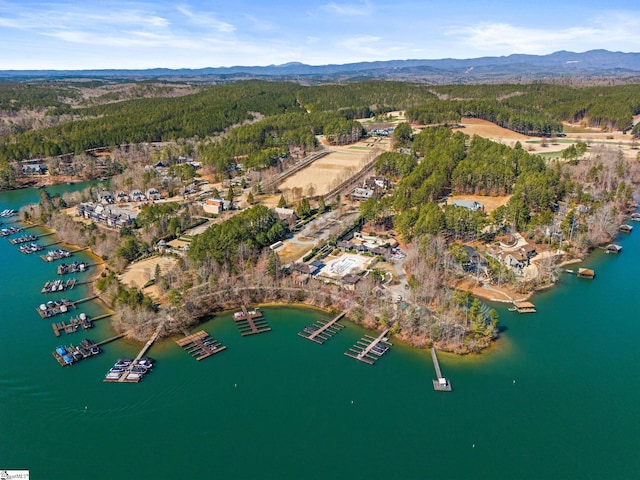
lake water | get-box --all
[1,185,639,479]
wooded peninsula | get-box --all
[2,79,639,353]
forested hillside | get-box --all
[1,79,639,176]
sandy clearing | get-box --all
[119,255,177,292]
[278,137,390,196]
[448,194,511,214]
[452,117,531,142]
[278,151,374,195]
[276,241,314,264]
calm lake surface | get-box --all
[1,185,639,479]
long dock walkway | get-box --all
[176,330,227,360]
[234,305,271,336]
[103,323,163,383]
[298,311,346,344]
[431,347,452,391]
[95,333,125,346]
[345,328,391,365]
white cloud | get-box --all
[449,12,640,55]
[243,14,275,33]
[322,1,371,17]
[176,4,235,33]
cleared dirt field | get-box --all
[278,136,390,196]
[452,117,530,142]
[276,241,314,264]
[448,194,511,214]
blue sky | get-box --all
[0,0,639,70]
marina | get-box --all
[176,330,227,360]
[35,294,98,318]
[18,242,44,254]
[1,226,22,236]
[104,323,163,382]
[344,328,392,365]
[57,261,88,275]
[51,312,112,337]
[0,208,18,217]
[233,305,271,336]
[41,248,72,262]
[103,356,155,382]
[52,339,102,367]
[298,311,346,344]
[431,347,452,391]
[36,298,74,318]
[9,234,37,244]
[41,278,77,294]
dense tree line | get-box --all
[420,83,640,132]
[2,80,637,166]
[374,151,417,178]
[197,110,363,174]
[296,81,438,114]
[188,205,287,268]
[392,127,466,211]
[0,81,303,162]
[375,127,566,240]
[405,99,563,136]
[0,81,79,112]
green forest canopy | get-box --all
[2,80,639,165]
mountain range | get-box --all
[2,49,640,83]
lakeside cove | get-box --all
[3,183,640,478]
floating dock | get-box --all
[18,242,43,254]
[41,249,72,262]
[51,312,111,337]
[233,305,271,336]
[0,226,22,236]
[36,299,74,318]
[57,261,88,275]
[9,234,37,244]
[344,328,391,365]
[431,347,452,391]
[577,267,595,279]
[52,339,102,367]
[512,301,536,313]
[298,311,346,344]
[41,278,77,294]
[104,323,163,383]
[605,244,622,254]
[176,330,227,360]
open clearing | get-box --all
[277,136,390,196]
[448,194,511,214]
[119,255,177,300]
[452,117,530,143]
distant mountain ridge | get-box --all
[2,49,640,83]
